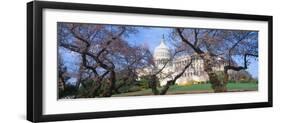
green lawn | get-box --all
[113,82,258,97]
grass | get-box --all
[113,82,258,97]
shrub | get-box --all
[177,81,192,86]
[59,83,77,98]
[138,78,150,89]
[138,75,160,89]
[128,86,142,92]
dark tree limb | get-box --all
[176,28,204,54]
[224,53,258,73]
[159,58,193,95]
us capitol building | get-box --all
[137,36,247,86]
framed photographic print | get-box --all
[27,1,273,122]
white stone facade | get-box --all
[153,36,225,86]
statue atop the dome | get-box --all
[160,34,167,46]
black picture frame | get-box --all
[27,1,273,122]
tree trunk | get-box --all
[159,80,174,95]
[202,54,227,92]
[150,75,159,95]
[102,79,112,97]
[89,80,101,97]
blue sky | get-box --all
[126,27,172,52]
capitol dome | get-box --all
[154,35,171,60]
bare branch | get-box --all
[159,58,193,95]
[176,28,204,54]
[224,53,258,72]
